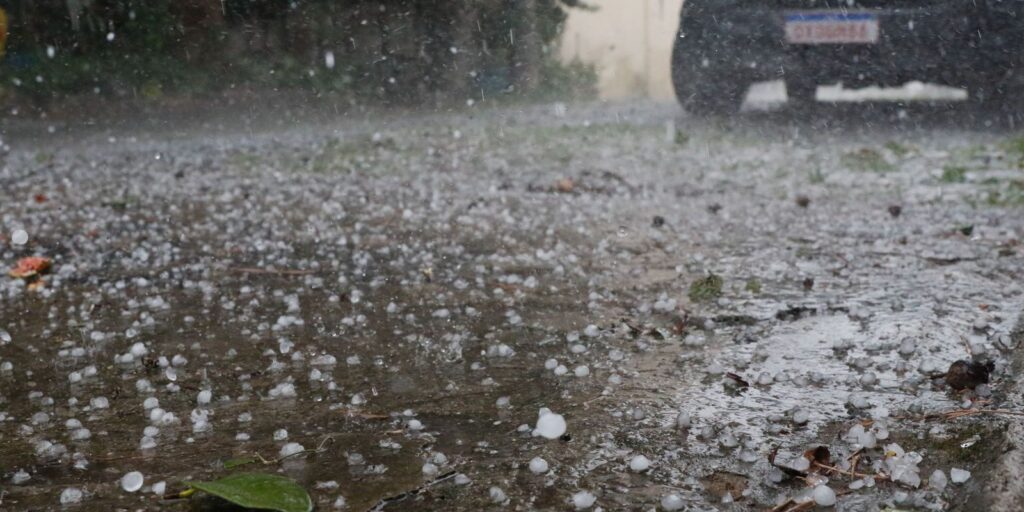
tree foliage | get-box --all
[0,0,594,105]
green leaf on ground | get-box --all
[689,273,724,303]
[186,473,312,512]
[941,165,967,183]
[745,278,762,295]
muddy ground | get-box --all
[1,99,1023,511]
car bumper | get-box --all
[681,1,1022,87]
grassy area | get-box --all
[984,180,1024,207]
[884,140,913,157]
[941,165,968,183]
[842,147,894,173]
[689,273,724,303]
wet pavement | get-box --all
[1,100,1023,511]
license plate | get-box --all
[785,12,879,44]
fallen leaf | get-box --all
[10,256,52,279]
[944,359,994,390]
[700,471,748,501]
[554,178,575,193]
[185,473,312,512]
[688,273,723,303]
[803,446,832,468]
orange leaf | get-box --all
[9,256,52,279]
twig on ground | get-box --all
[848,449,863,476]
[811,461,886,481]
[226,433,338,468]
[896,406,1024,421]
[344,409,390,420]
[272,434,335,463]
[960,335,973,357]
[768,499,815,512]
[369,471,459,511]
[944,408,1024,419]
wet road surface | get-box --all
[1,100,1023,511]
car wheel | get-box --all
[671,29,748,116]
[968,62,1024,115]
[786,80,818,107]
[972,83,1024,117]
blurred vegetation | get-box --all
[689,273,723,303]
[841,147,895,173]
[940,165,968,183]
[0,0,596,109]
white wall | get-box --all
[559,0,684,100]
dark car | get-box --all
[671,0,1024,114]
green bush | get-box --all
[0,1,596,107]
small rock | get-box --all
[554,178,575,193]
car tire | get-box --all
[971,83,1024,118]
[786,80,818,107]
[671,29,748,116]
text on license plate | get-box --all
[785,12,879,44]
